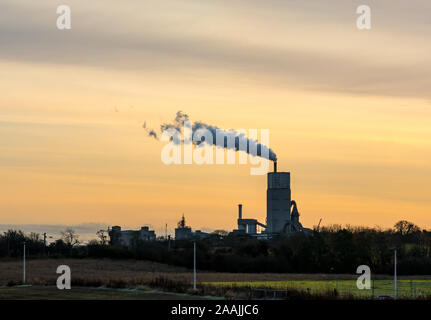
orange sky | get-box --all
[0,0,430,236]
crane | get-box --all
[316,218,322,232]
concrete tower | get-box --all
[266,162,291,234]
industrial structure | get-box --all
[109,225,156,247]
[234,161,310,237]
[108,162,309,245]
[175,215,210,240]
[237,204,267,235]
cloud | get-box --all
[0,0,430,100]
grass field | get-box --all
[3,258,429,285]
[0,285,209,300]
[1,259,431,299]
[204,280,431,298]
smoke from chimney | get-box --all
[144,111,277,161]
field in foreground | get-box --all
[1,258,431,299]
[0,286,208,300]
[3,258,430,285]
[204,280,431,299]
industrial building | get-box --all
[109,225,156,247]
[235,161,309,237]
[175,215,210,240]
[109,162,308,245]
[237,204,266,235]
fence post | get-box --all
[371,279,375,298]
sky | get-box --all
[0,0,430,238]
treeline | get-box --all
[126,221,431,275]
[0,228,92,257]
[1,221,431,275]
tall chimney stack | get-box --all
[274,161,277,173]
[238,204,242,219]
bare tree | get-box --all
[96,229,108,245]
[394,220,420,235]
[61,228,80,247]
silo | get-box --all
[266,168,291,234]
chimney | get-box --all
[238,204,242,219]
[274,161,277,173]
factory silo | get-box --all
[266,163,291,234]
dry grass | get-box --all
[0,286,209,300]
[0,258,189,286]
[1,258,430,287]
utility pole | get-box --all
[193,241,196,291]
[394,248,397,299]
[23,241,26,284]
[43,232,47,255]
